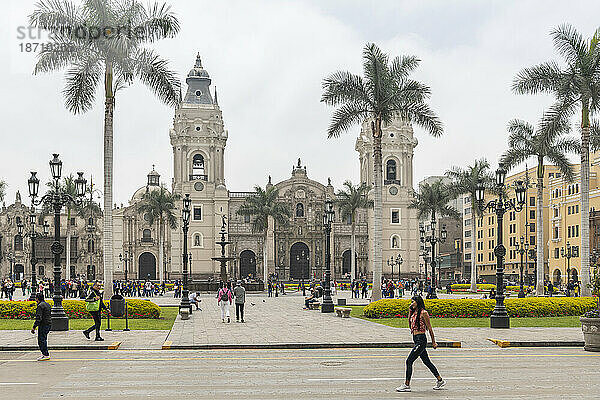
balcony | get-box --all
[384,179,401,186]
[189,174,208,181]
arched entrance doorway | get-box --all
[139,252,157,280]
[290,242,309,280]
[239,250,257,279]
[342,250,351,277]
[14,264,24,281]
[553,269,561,285]
[571,268,578,282]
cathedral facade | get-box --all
[0,55,419,282]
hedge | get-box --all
[0,299,160,320]
[363,297,598,319]
[451,283,558,293]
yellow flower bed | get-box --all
[0,299,160,319]
[363,297,597,319]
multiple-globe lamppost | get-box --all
[119,251,130,283]
[17,214,49,301]
[419,221,447,299]
[179,194,192,314]
[321,200,335,313]
[514,236,528,298]
[387,254,403,281]
[561,242,574,290]
[476,164,527,329]
[28,154,87,331]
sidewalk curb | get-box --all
[162,341,462,350]
[0,342,121,351]
[487,338,584,348]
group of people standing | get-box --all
[217,280,246,323]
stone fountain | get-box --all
[212,215,235,282]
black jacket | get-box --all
[33,301,52,328]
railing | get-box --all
[384,179,402,185]
[141,237,154,244]
[189,174,208,181]
[229,192,255,198]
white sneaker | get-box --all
[395,384,411,392]
[433,379,446,390]
[37,355,50,361]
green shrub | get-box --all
[451,283,557,293]
[363,297,597,319]
[0,299,160,319]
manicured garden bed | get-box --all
[0,299,160,319]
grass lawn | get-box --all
[347,306,581,328]
[0,306,178,330]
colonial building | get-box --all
[1,54,421,282]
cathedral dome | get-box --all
[187,54,210,79]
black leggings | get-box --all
[85,311,102,338]
[406,334,439,382]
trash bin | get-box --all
[110,294,125,317]
[337,298,347,306]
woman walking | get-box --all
[83,281,108,341]
[218,282,232,323]
[396,295,445,392]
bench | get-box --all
[308,302,321,310]
[335,307,352,318]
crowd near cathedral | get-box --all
[0,54,419,283]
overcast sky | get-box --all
[1,0,597,206]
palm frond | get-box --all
[396,101,443,137]
[131,48,180,107]
[551,23,588,65]
[321,71,369,107]
[512,61,564,95]
[62,58,101,114]
[326,102,368,138]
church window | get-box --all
[14,235,23,251]
[193,206,202,221]
[195,126,201,131]
[142,229,152,242]
[391,235,400,249]
[391,209,400,224]
[195,90,202,96]
[296,203,304,218]
[244,215,250,224]
[87,240,95,253]
[192,154,206,180]
[386,159,397,181]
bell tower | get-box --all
[169,54,229,279]
[355,118,419,279]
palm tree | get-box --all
[137,186,179,284]
[321,43,443,301]
[409,179,460,292]
[446,159,494,292]
[501,117,578,295]
[335,180,373,280]
[513,24,600,295]
[30,0,181,296]
[236,185,290,283]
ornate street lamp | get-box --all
[119,252,129,284]
[476,165,526,329]
[420,221,447,299]
[24,209,40,301]
[179,194,192,314]
[387,253,403,281]
[321,200,335,313]
[561,242,573,294]
[28,155,86,331]
[514,236,528,298]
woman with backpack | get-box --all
[217,282,232,323]
[83,281,108,341]
[396,295,445,393]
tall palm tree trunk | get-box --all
[158,217,164,284]
[371,120,383,301]
[66,207,71,281]
[263,233,268,284]
[351,220,356,280]
[470,210,477,292]
[536,162,545,296]
[581,116,591,296]
[103,64,114,297]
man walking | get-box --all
[31,292,51,361]
[234,280,246,323]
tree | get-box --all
[409,180,460,291]
[513,24,600,295]
[501,117,577,295]
[0,180,6,204]
[137,186,179,284]
[446,159,494,292]
[321,43,443,301]
[30,0,181,296]
[236,185,290,283]
[335,180,373,280]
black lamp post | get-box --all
[28,155,87,331]
[528,248,536,286]
[420,221,447,299]
[321,200,335,313]
[387,254,403,281]
[119,252,129,284]
[561,242,573,294]
[514,236,528,298]
[179,194,192,314]
[476,164,526,329]
[24,211,40,301]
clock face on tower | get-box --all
[194,182,204,192]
